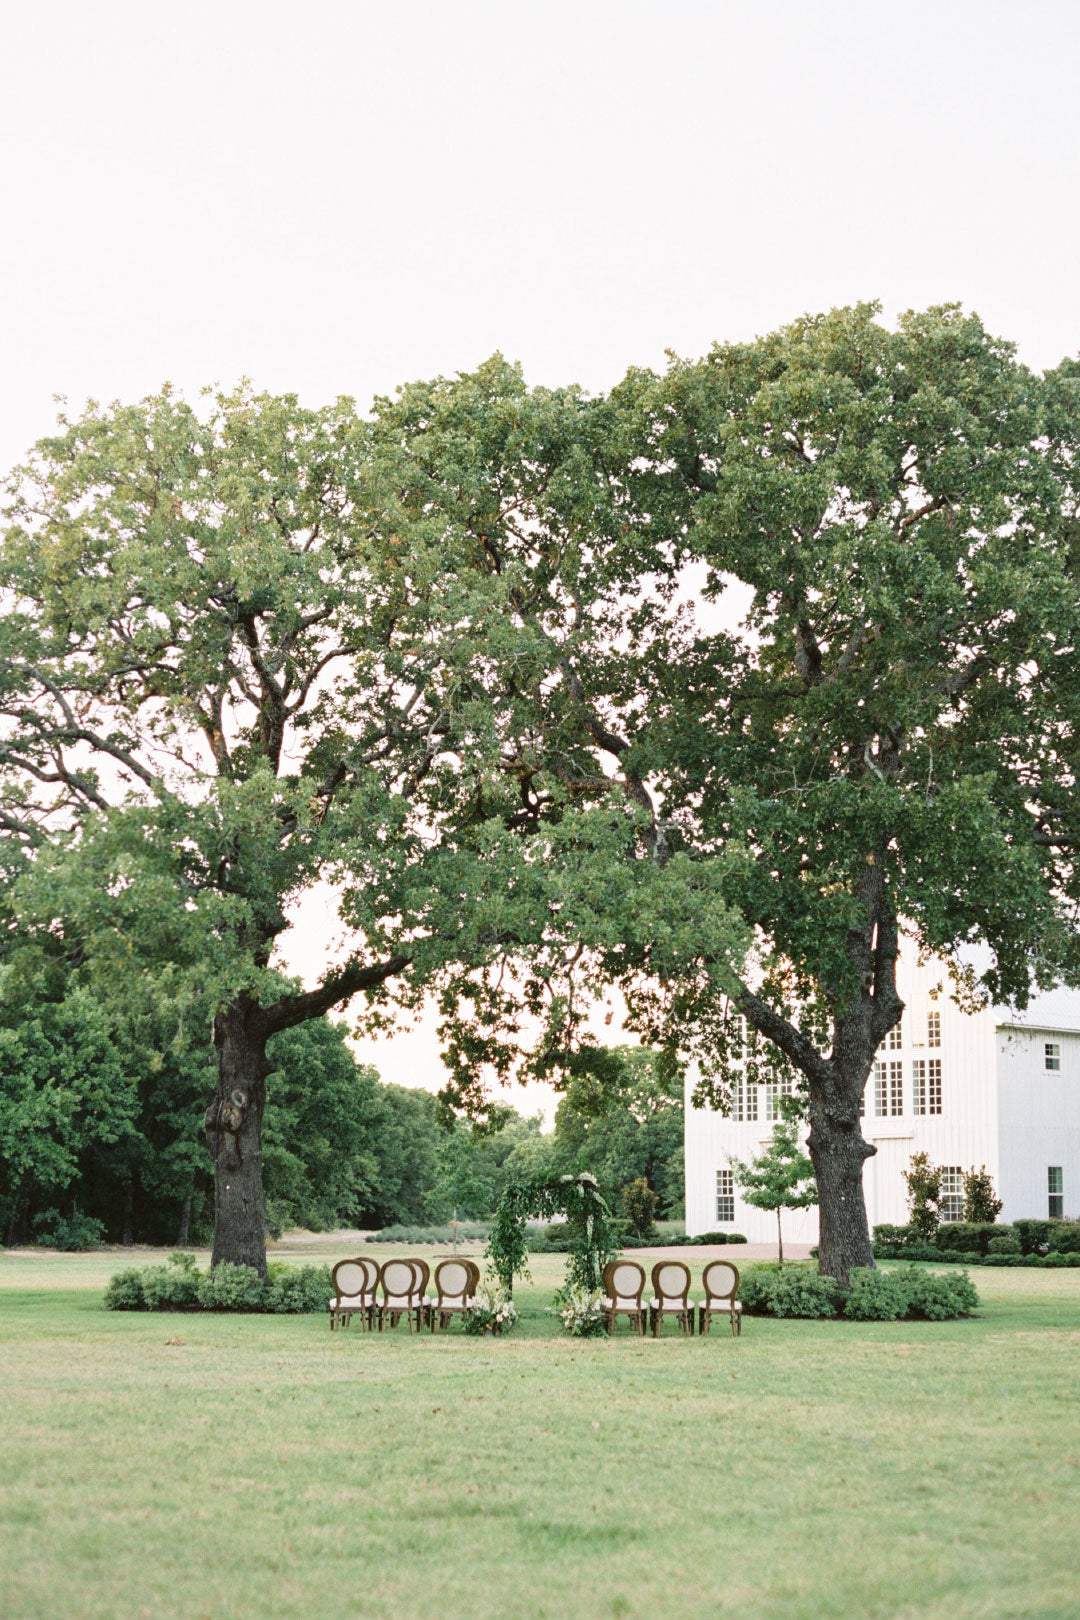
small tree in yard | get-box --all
[730,1120,817,1266]
[963,1166,1003,1225]
[620,1176,659,1240]
[904,1152,941,1239]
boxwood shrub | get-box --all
[738,1262,978,1321]
[104,1254,333,1313]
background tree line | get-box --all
[0,912,684,1250]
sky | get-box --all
[3,0,1079,1115]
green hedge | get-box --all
[873,1220,1080,1266]
[103,1253,333,1312]
[367,1222,492,1244]
[738,1262,978,1321]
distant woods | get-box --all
[0,960,683,1245]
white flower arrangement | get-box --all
[550,1285,608,1338]
[463,1286,519,1336]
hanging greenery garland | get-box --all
[487,1171,615,1297]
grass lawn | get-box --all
[1,1246,1078,1620]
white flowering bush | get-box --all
[551,1285,608,1338]
[463,1287,519,1336]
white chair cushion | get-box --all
[649,1297,691,1309]
[331,1296,365,1308]
[703,1300,742,1311]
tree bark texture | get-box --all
[121,1182,134,1247]
[806,1077,876,1287]
[206,997,272,1280]
[176,1183,193,1248]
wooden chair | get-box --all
[430,1258,475,1330]
[602,1259,648,1335]
[699,1260,742,1337]
[411,1257,431,1327]
[649,1260,694,1337]
[377,1258,423,1332]
[329,1257,378,1330]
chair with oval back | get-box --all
[411,1257,432,1328]
[649,1259,694,1337]
[699,1260,742,1337]
[360,1256,381,1327]
[430,1258,474,1331]
[602,1259,647,1335]
[463,1259,481,1297]
[329,1258,371,1331]
[378,1258,421,1332]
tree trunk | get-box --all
[121,1182,134,1247]
[776,1207,783,1268]
[206,997,272,1280]
[176,1182,193,1248]
[807,1078,876,1286]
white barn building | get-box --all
[684,942,1080,1242]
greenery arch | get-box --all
[487,1171,615,1297]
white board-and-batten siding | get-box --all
[684,943,1080,1242]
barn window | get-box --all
[873,1060,888,1116]
[732,1079,758,1123]
[889,1061,903,1115]
[887,1019,903,1051]
[927,1011,941,1048]
[716,1169,735,1223]
[1048,1167,1063,1219]
[940,1166,964,1223]
[1045,1043,1061,1072]
[915,1059,943,1115]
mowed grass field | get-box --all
[1,1245,1078,1620]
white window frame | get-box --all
[912,1059,926,1115]
[1045,1042,1061,1072]
[927,1058,942,1115]
[716,1169,735,1223]
[940,1165,964,1224]
[888,1060,903,1116]
[887,1019,903,1051]
[873,1060,888,1117]
[927,1010,941,1049]
[1048,1166,1063,1220]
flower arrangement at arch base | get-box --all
[550,1285,608,1338]
[462,1285,519,1336]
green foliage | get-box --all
[32,1208,105,1251]
[487,1171,615,1297]
[963,1167,1003,1225]
[139,1262,201,1310]
[767,1268,840,1318]
[935,1223,1002,1256]
[730,1119,816,1262]
[102,1268,148,1310]
[1048,1222,1080,1254]
[265,1263,334,1314]
[896,1267,980,1320]
[871,1223,922,1257]
[549,1048,684,1219]
[551,1286,609,1337]
[738,1260,979,1319]
[368,1222,491,1244]
[987,1234,1021,1256]
[903,1153,942,1240]
[620,1177,659,1240]
[843,1269,909,1321]
[691,1231,747,1245]
[195,1263,267,1312]
[1012,1219,1052,1255]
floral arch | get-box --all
[487,1171,615,1296]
